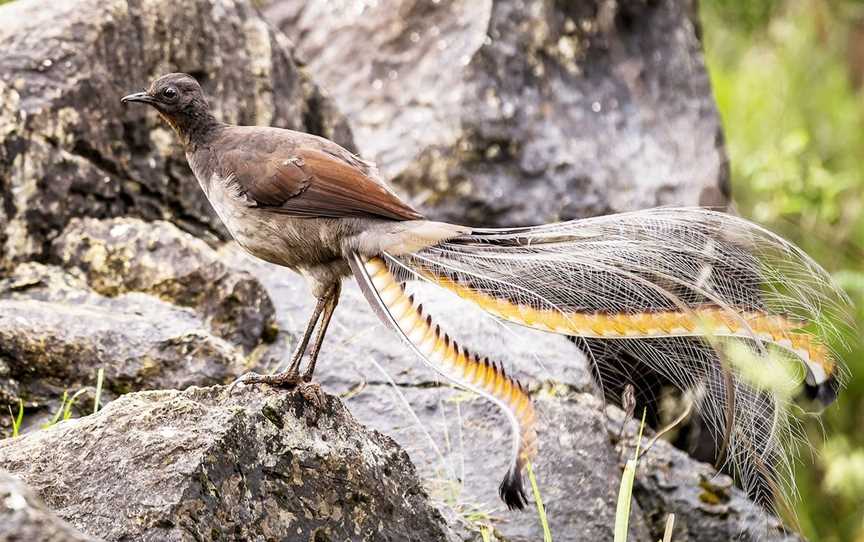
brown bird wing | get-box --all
[220,142,422,221]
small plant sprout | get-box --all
[63,389,89,421]
[7,399,23,438]
[43,388,88,429]
[614,409,647,542]
[43,390,69,429]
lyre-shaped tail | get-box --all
[368,207,851,512]
[349,253,538,509]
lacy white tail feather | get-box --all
[371,207,851,511]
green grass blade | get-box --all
[614,409,647,542]
[479,524,492,542]
[526,461,552,542]
[15,400,22,428]
[63,389,89,421]
[8,399,23,438]
[94,367,104,414]
[43,390,69,429]
[614,458,638,542]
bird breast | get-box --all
[186,162,343,273]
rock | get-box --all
[267,0,729,226]
[0,0,787,537]
[0,262,245,435]
[0,471,98,542]
[344,383,653,541]
[0,0,354,265]
[0,386,460,542]
[52,217,278,353]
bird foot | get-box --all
[231,370,304,389]
[228,371,325,408]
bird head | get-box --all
[122,73,214,142]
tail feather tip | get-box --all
[499,467,528,510]
[804,372,841,408]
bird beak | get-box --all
[121,91,155,105]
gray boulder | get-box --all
[0,386,460,542]
[0,262,245,435]
[267,0,729,226]
[0,472,99,542]
[0,0,353,265]
[52,217,278,353]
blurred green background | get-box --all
[701,1,864,539]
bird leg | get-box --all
[282,294,330,376]
[231,283,339,390]
[301,281,341,381]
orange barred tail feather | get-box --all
[349,254,538,509]
[429,273,837,390]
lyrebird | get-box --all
[122,72,850,512]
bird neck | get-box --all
[163,108,222,149]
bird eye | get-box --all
[162,87,178,100]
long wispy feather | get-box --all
[351,207,851,513]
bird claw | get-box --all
[227,370,301,392]
[227,371,324,408]
[297,381,325,410]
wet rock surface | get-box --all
[0,386,459,542]
[268,0,729,227]
[0,0,353,265]
[0,472,98,542]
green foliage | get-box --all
[707,0,782,31]
[724,341,803,400]
[701,1,864,540]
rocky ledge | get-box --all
[0,382,797,542]
[0,386,459,542]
